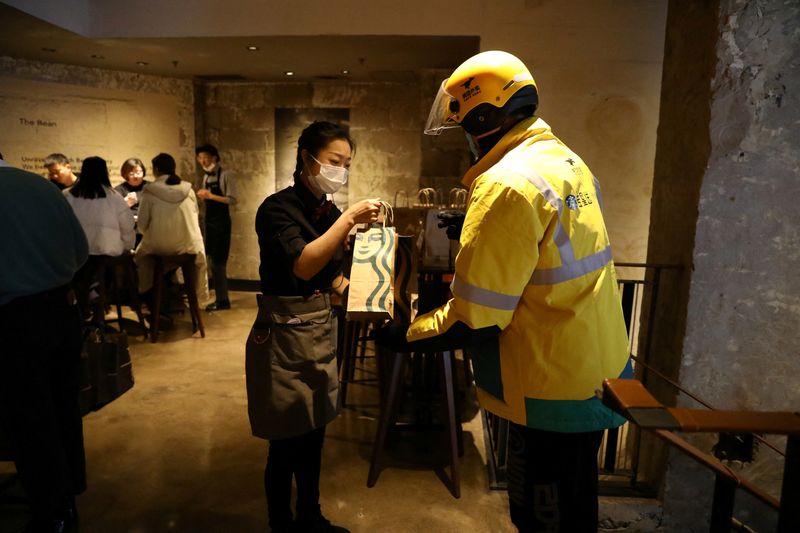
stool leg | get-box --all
[367,349,407,488]
[339,320,355,407]
[183,263,205,338]
[127,264,148,339]
[347,321,361,385]
[440,350,461,498]
[151,260,164,343]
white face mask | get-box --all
[309,154,349,194]
[202,164,216,173]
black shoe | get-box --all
[205,300,231,311]
[294,513,349,533]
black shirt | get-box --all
[256,181,343,296]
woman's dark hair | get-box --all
[152,153,181,185]
[293,121,355,184]
[70,156,111,198]
[121,158,146,180]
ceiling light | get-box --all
[41,47,56,53]
[341,69,350,75]
[285,71,294,76]
[136,61,149,66]
[246,46,259,51]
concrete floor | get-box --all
[1,291,517,533]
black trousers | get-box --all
[507,423,603,533]
[264,426,326,528]
[0,285,86,519]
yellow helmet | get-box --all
[425,50,538,137]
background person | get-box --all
[43,152,78,190]
[0,151,89,533]
[116,157,149,246]
[135,153,209,306]
[115,157,148,216]
[195,143,237,311]
[247,121,380,533]
[377,51,632,532]
[65,156,136,323]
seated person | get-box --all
[64,156,136,322]
[135,153,209,307]
[115,157,148,246]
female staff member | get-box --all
[247,121,380,533]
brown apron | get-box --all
[246,293,339,440]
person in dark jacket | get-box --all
[114,157,148,216]
[0,152,89,533]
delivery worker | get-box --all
[376,50,632,532]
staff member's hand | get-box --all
[345,198,381,225]
[197,188,211,199]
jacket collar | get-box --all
[461,116,555,188]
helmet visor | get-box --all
[424,79,461,135]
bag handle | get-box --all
[358,201,394,230]
[417,188,438,207]
[393,190,409,208]
[379,201,394,227]
[449,187,468,209]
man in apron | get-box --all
[196,144,237,310]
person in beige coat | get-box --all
[135,153,209,304]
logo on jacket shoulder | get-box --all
[565,192,593,210]
[565,158,583,176]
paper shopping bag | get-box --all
[346,220,397,321]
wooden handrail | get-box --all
[603,379,800,435]
[601,378,800,520]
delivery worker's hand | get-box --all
[371,323,412,353]
[437,210,465,241]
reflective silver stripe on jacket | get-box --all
[502,161,613,286]
[530,246,613,285]
[593,174,604,212]
[451,273,520,311]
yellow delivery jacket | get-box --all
[407,117,632,432]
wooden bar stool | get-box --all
[149,254,205,343]
[367,347,463,498]
[97,254,148,338]
[339,319,381,407]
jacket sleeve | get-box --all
[221,169,237,205]
[407,176,544,343]
[137,194,151,233]
[116,195,136,251]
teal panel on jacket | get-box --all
[523,357,634,432]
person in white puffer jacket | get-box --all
[64,156,136,322]
[135,152,209,305]
[64,156,135,257]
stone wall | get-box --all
[0,56,195,180]
[647,1,800,530]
